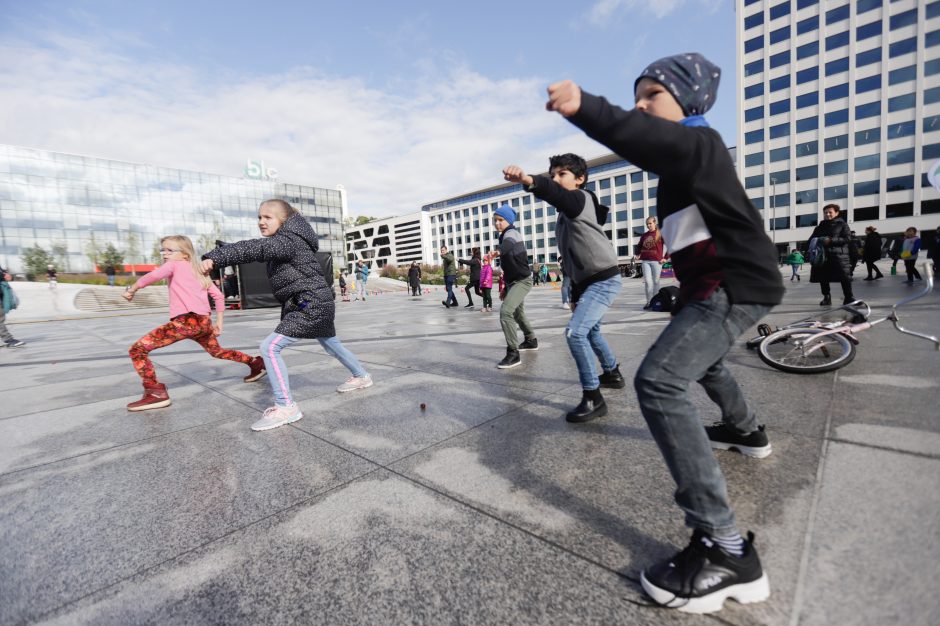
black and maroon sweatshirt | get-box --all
[568,91,783,306]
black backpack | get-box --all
[650,285,681,313]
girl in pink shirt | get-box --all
[122,235,265,411]
[479,254,494,312]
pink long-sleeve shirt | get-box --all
[134,260,223,318]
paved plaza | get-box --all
[1,265,938,625]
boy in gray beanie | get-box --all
[545,52,782,614]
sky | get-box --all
[0,0,737,218]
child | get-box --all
[491,205,537,368]
[123,235,265,411]
[636,216,666,308]
[786,249,804,281]
[201,200,372,431]
[1,265,26,347]
[458,247,482,308]
[339,272,349,302]
[439,245,459,308]
[899,227,922,283]
[503,153,623,423]
[545,53,783,613]
[479,254,494,312]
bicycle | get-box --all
[746,262,938,374]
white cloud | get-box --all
[587,0,723,24]
[0,33,605,218]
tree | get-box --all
[84,233,102,271]
[197,219,224,256]
[21,245,55,281]
[50,240,70,272]
[150,240,163,264]
[124,232,140,276]
[99,243,125,274]
[354,215,375,226]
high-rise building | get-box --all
[737,0,940,252]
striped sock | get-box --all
[704,531,745,557]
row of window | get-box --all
[743,0,935,31]
[746,143,938,174]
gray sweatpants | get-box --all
[499,276,535,349]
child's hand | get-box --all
[213,323,223,336]
[546,80,582,117]
[200,259,214,274]
[122,288,135,302]
[502,166,532,186]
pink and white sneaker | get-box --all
[251,403,303,431]
[337,374,373,393]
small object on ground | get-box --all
[420,403,427,410]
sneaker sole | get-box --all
[599,380,626,389]
[251,411,303,431]
[127,399,172,412]
[641,572,770,614]
[517,346,539,352]
[337,379,374,393]
[243,370,268,383]
[496,360,522,369]
[710,441,773,459]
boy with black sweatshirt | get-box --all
[503,154,624,423]
[492,205,537,369]
[545,53,783,613]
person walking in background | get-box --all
[440,245,458,308]
[862,225,884,281]
[928,225,940,272]
[479,253,494,312]
[636,216,665,309]
[546,52,781,612]
[559,257,571,309]
[46,264,57,289]
[105,263,117,287]
[899,226,923,283]
[848,230,861,277]
[785,249,804,281]
[354,260,369,301]
[491,205,537,368]
[407,261,422,296]
[1,266,26,348]
[458,247,482,308]
[809,204,855,306]
[539,263,549,285]
[123,235,265,412]
[202,200,371,431]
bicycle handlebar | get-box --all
[891,262,939,350]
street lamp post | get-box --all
[770,176,777,247]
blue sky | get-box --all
[1,0,736,217]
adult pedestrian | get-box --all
[1,266,26,347]
[809,203,855,306]
[407,261,422,296]
[862,225,884,280]
[354,260,369,301]
[927,226,940,272]
[458,247,482,307]
[636,216,666,309]
[559,257,571,309]
[440,246,458,307]
[105,263,117,287]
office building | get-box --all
[344,212,429,271]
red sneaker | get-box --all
[244,356,267,382]
[127,383,171,411]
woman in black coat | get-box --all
[809,203,855,306]
[862,225,884,280]
[458,247,482,308]
[407,261,422,296]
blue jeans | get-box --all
[261,333,367,406]
[566,275,621,389]
[641,260,661,303]
[634,288,771,535]
[561,276,571,305]
[444,275,458,305]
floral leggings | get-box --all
[129,312,252,386]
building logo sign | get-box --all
[244,159,279,181]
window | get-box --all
[855,154,879,171]
[824,134,848,151]
[770,50,790,69]
[797,0,818,8]
[926,115,940,133]
[888,93,915,112]
[795,189,818,204]
[857,20,882,41]
[796,116,819,133]
[797,41,819,59]
[886,202,914,218]
[745,106,764,122]
[796,92,819,108]
[826,4,850,24]
[769,100,790,115]
[615,210,628,221]
[890,37,917,57]
[929,1,940,19]
[599,178,611,190]
[856,127,880,145]
[826,57,849,75]
[926,58,940,77]
[857,0,882,15]
[889,65,917,85]
[770,26,790,44]
[890,9,918,30]
[927,144,940,160]
[856,47,882,67]
[886,175,914,192]
[769,122,789,139]
[744,59,763,77]
[825,109,849,126]
[745,129,764,144]
[745,151,764,167]
[744,83,764,99]
[797,214,819,228]
[856,101,881,120]
[887,120,915,138]
[825,83,849,101]
[750,197,765,210]
[797,15,819,35]
[769,1,790,20]
[856,75,881,94]
[795,164,818,181]
[631,189,644,201]
[744,36,763,53]
[825,160,848,176]
[614,175,626,186]
[769,75,791,91]
[744,11,764,30]
[854,206,879,221]
[769,170,789,184]
[615,192,626,204]
[926,87,940,105]
[924,199,940,214]
[928,30,940,48]
[769,146,789,162]
[797,67,819,84]
[887,148,915,165]
[745,174,764,189]
[796,140,818,156]
[648,187,658,199]
[826,31,849,51]
[824,185,848,200]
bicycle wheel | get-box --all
[758,328,856,374]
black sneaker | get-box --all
[497,348,521,369]
[4,338,25,348]
[705,423,771,459]
[641,530,770,614]
[598,365,625,389]
[464,303,474,308]
[565,389,607,423]
[441,300,451,308]
[518,337,539,351]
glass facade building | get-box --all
[0,144,347,274]
[737,0,940,250]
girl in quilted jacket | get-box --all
[201,199,372,431]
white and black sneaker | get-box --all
[518,337,538,351]
[497,347,521,369]
[705,423,772,459]
[641,530,770,614]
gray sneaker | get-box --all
[251,403,303,431]
[337,374,373,393]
